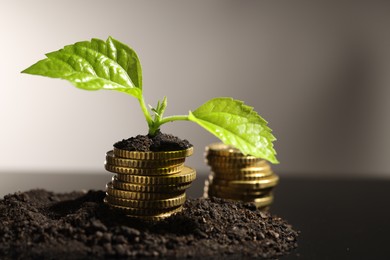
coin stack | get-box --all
[204,143,278,209]
[104,146,196,221]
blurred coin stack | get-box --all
[204,143,278,209]
[104,146,196,220]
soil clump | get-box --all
[114,131,192,152]
[0,189,298,259]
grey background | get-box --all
[1,1,390,181]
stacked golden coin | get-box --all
[104,146,196,220]
[204,143,278,209]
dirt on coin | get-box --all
[114,131,192,152]
[0,189,298,259]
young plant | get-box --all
[22,37,278,164]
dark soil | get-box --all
[0,190,298,259]
[114,131,192,152]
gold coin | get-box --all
[206,173,214,182]
[113,147,193,160]
[206,159,267,168]
[116,166,196,185]
[106,151,185,168]
[211,171,274,181]
[207,174,274,193]
[127,206,183,221]
[105,163,184,176]
[106,182,185,200]
[207,190,274,208]
[205,142,242,157]
[251,194,274,208]
[212,174,279,190]
[203,179,211,198]
[209,190,272,202]
[106,199,183,216]
[208,183,273,197]
[210,165,272,175]
[105,193,186,209]
[206,154,266,165]
[111,176,192,193]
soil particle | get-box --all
[0,190,298,259]
[114,131,192,152]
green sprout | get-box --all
[22,37,278,164]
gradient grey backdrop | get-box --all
[1,1,390,179]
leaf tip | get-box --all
[20,63,38,75]
[271,157,280,164]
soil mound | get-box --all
[114,132,192,152]
[0,190,298,259]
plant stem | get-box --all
[148,115,190,136]
[158,115,190,125]
[138,96,153,127]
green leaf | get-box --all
[188,97,278,163]
[150,96,168,122]
[158,96,167,119]
[21,37,142,99]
